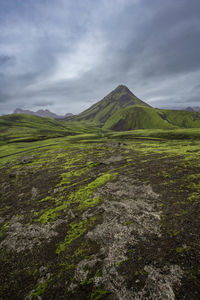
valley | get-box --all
[0,85,200,299]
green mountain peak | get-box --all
[74,85,150,123]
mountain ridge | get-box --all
[13,108,73,119]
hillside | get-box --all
[103,105,174,130]
[0,114,101,144]
[74,85,150,124]
[159,109,200,128]
[103,106,200,131]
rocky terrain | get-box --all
[0,137,200,299]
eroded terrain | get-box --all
[0,139,200,299]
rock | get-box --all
[0,215,59,252]
[31,187,39,199]
[18,156,34,164]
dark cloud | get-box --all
[0,55,15,66]
[193,84,200,90]
[33,101,54,107]
[0,0,200,115]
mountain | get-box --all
[13,108,73,119]
[73,85,200,130]
[160,106,200,113]
[73,85,175,130]
[74,85,150,124]
[185,106,200,112]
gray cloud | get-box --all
[0,0,200,115]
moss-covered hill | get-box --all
[70,85,200,131]
[0,114,101,144]
[103,106,200,131]
[158,109,200,128]
[73,85,150,124]
[103,105,174,130]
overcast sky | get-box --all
[0,0,200,115]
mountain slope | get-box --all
[103,106,200,131]
[103,106,175,130]
[74,85,150,124]
[159,109,200,128]
[0,114,101,144]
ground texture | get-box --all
[0,139,200,299]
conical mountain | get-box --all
[74,85,193,130]
[75,85,150,124]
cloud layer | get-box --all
[0,0,200,115]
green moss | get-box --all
[0,222,10,238]
[73,247,84,258]
[168,230,179,237]
[70,172,117,210]
[176,247,190,253]
[31,279,49,297]
[39,195,55,203]
[56,216,96,254]
[125,220,132,226]
[36,172,116,224]
[95,269,102,277]
[160,214,166,227]
[80,277,93,286]
[57,167,89,187]
[175,210,188,217]
[116,258,129,267]
[90,289,110,300]
[77,196,101,210]
[36,201,70,224]
[188,192,200,202]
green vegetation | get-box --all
[36,171,117,224]
[0,222,9,239]
[103,105,175,130]
[56,217,96,254]
[90,289,110,300]
[31,279,50,298]
[70,172,117,210]
[176,247,190,253]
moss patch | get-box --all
[56,216,97,254]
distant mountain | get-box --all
[74,85,150,124]
[13,108,73,119]
[185,106,200,112]
[160,106,200,113]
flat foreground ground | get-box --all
[0,138,200,299]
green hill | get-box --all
[74,85,150,124]
[0,114,101,144]
[103,105,175,130]
[159,109,200,128]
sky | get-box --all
[0,0,200,115]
